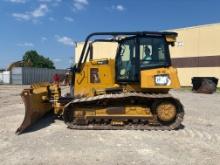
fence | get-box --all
[11,67,67,85]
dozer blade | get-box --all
[16,83,53,135]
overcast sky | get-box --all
[1,0,220,69]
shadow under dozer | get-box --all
[16,83,54,135]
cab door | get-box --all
[116,37,139,82]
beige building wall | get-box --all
[177,67,220,87]
[170,23,220,57]
[75,42,84,63]
[75,42,118,63]
[170,23,220,87]
[75,23,220,87]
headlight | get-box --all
[154,75,171,86]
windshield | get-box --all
[116,36,171,82]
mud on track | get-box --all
[0,85,220,165]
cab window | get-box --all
[140,37,169,68]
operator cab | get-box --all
[75,32,177,85]
[116,35,171,83]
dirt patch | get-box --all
[0,85,220,165]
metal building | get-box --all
[0,71,10,84]
[170,23,220,87]
[74,23,220,87]
[11,67,67,85]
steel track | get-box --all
[63,92,184,131]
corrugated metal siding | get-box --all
[11,67,22,85]
[11,67,67,85]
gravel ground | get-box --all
[0,85,220,165]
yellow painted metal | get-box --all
[73,106,153,119]
[156,102,177,122]
[74,60,180,97]
[16,83,61,134]
[140,67,180,89]
[74,59,116,97]
[52,85,63,115]
[16,83,53,134]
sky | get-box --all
[0,0,220,69]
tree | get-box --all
[22,50,55,69]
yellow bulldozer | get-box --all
[16,31,184,134]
